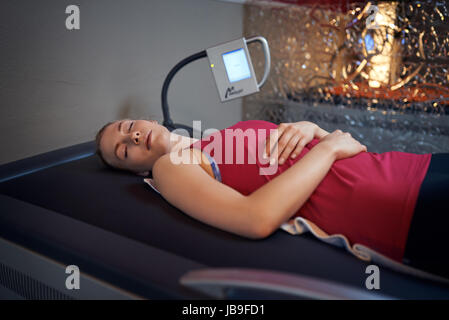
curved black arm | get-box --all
[161,50,207,136]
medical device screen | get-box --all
[222,48,251,83]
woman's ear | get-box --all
[136,171,149,177]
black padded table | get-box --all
[1,141,449,299]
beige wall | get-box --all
[0,0,244,165]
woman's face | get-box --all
[100,119,171,174]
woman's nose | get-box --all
[131,131,141,144]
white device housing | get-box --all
[206,37,270,102]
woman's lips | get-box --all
[146,130,152,150]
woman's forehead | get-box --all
[102,121,121,154]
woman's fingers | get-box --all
[267,126,306,165]
[266,123,294,157]
[266,126,367,164]
[265,125,286,158]
[269,129,293,163]
[290,138,307,159]
[278,134,301,164]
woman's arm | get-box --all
[249,142,336,236]
[152,151,265,239]
[315,126,330,139]
[251,129,366,236]
[152,143,336,240]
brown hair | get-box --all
[95,120,117,170]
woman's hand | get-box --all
[264,121,326,165]
[319,130,367,161]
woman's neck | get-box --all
[168,133,200,154]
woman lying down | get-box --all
[95,118,449,283]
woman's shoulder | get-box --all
[153,148,213,178]
[154,148,198,168]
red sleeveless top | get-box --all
[190,120,432,262]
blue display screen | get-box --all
[222,48,251,83]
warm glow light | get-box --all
[367,2,398,87]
